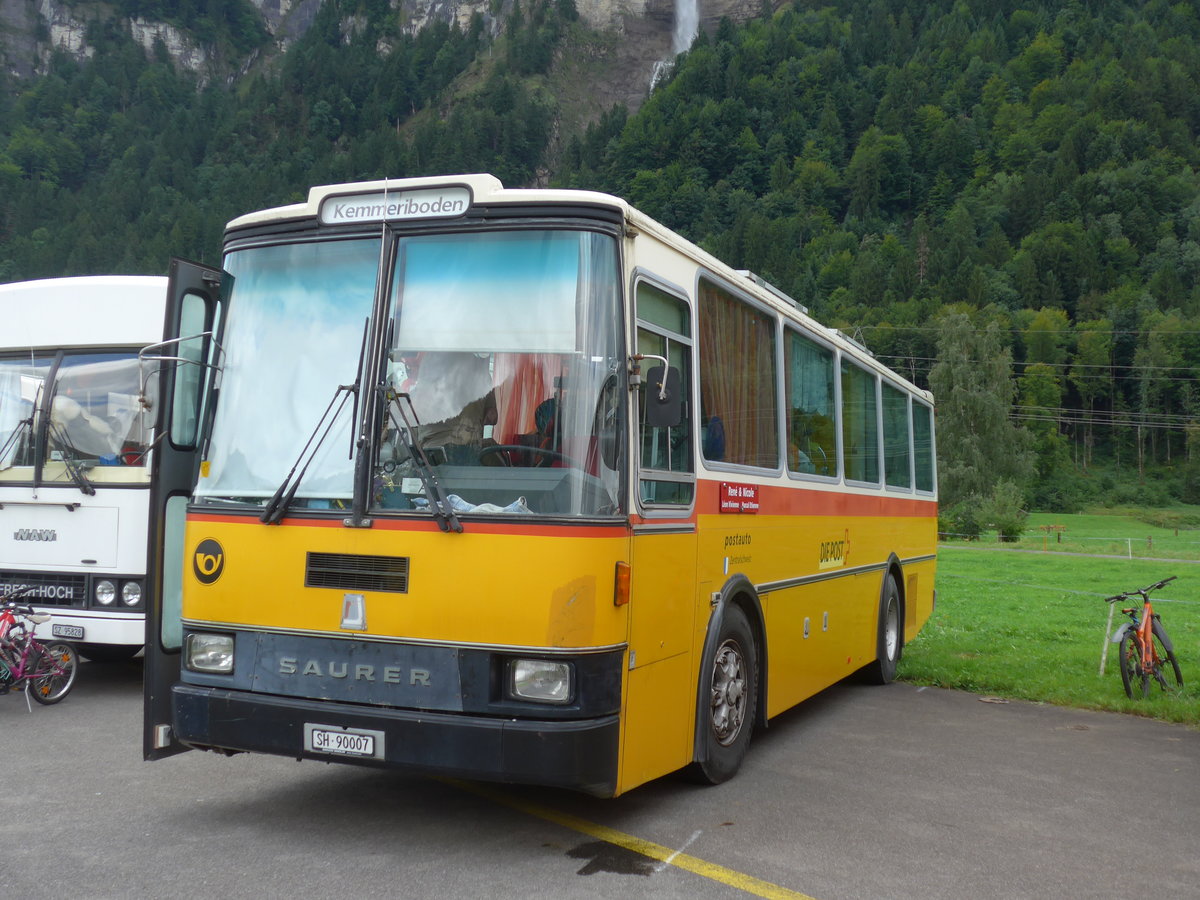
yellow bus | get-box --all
[144,174,937,797]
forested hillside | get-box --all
[560,0,1200,515]
[2,0,1200,515]
[0,0,573,275]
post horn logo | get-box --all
[193,538,225,585]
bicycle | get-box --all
[0,589,79,709]
[1104,576,1183,699]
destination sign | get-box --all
[318,186,471,225]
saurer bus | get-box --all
[1,275,166,660]
[144,175,936,796]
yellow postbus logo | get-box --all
[818,530,850,570]
[193,538,225,584]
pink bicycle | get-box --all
[0,591,79,708]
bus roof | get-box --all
[0,275,168,351]
[226,174,931,402]
[225,174,630,230]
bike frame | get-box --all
[0,608,67,683]
[1124,597,1161,676]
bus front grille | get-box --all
[304,553,410,594]
[0,570,87,605]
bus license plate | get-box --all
[52,624,85,640]
[304,724,384,759]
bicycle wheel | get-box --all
[1148,619,1183,693]
[29,641,78,704]
[1118,632,1146,699]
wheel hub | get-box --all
[710,640,747,746]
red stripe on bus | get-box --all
[696,479,935,518]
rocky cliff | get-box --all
[0,0,768,112]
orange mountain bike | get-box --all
[1105,576,1183,699]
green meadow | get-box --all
[900,511,1200,727]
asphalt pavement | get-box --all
[0,660,1196,899]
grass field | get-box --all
[898,534,1200,727]
[960,509,1200,560]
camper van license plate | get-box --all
[52,624,84,639]
[304,724,384,759]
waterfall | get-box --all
[671,0,699,54]
[650,0,700,90]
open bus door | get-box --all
[143,258,228,760]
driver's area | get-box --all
[374,350,623,518]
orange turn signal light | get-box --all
[614,561,631,606]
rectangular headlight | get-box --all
[185,632,234,674]
[510,658,572,704]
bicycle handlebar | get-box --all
[1103,575,1177,604]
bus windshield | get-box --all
[196,238,379,505]
[197,228,625,519]
[0,351,150,485]
[378,229,624,518]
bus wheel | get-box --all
[862,574,901,685]
[689,605,756,785]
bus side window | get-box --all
[883,383,912,490]
[785,328,837,478]
[913,401,935,493]
[697,278,778,469]
[840,359,879,485]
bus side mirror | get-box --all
[644,365,682,429]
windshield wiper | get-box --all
[383,387,462,534]
[0,415,32,472]
[260,385,355,525]
[45,421,95,496]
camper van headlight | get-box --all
[185,633,234,674]
[509,658,572,704]
[95,580,117,606]
[121,581,143,607]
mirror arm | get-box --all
[630,354,669,400]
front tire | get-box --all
[689,605,757,785]
[1118,631,1144,698]
[29,641,78,704]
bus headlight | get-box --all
[509,659,572,704]
[95,580,116,605]
[121,581,143,607]
[185,633,234,674]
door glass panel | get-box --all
[636,282,693,506]
[160,494,187,650]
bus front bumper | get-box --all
[172,683,620,797]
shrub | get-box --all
[979,480,1028,542]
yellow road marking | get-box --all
[445,780,819,900]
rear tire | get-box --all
[862,574,902,685]
[1148,620,1183,693]
[688,605,756,785]
[29,641,78,704]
